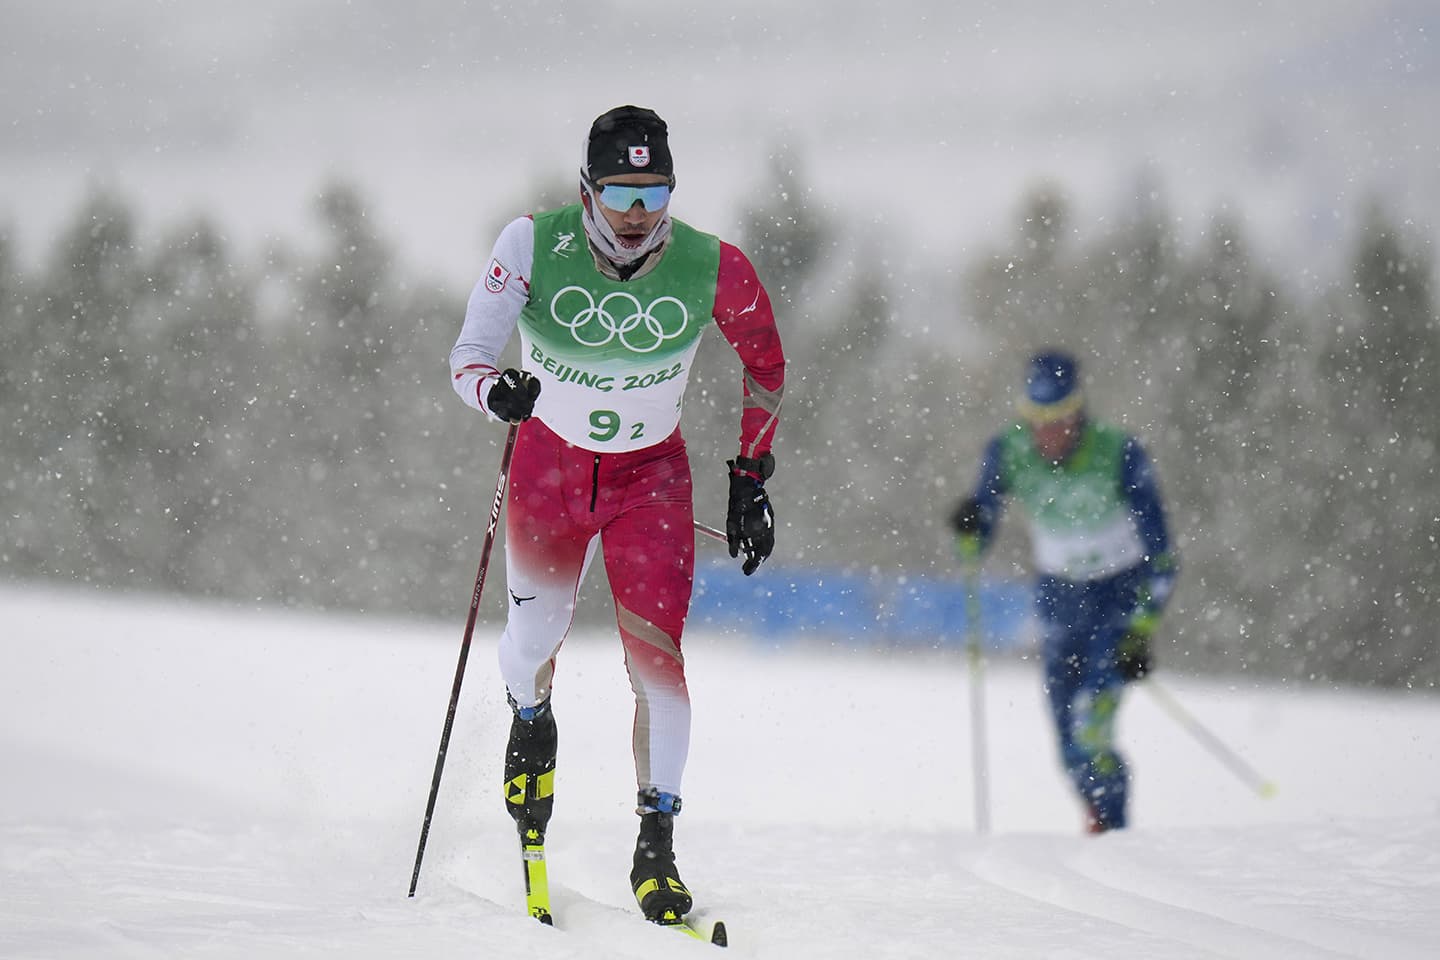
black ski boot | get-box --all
[503,696,556,843]
[629,789,692,923]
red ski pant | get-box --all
[498,418,695,797]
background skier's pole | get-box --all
[960,537,991,835]
[408,424,520,897]
[1143,678,1277,798]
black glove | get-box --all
[487,369,541,423]
[1115,629,1153,682]
[726,456,775,576]
[949,496,982,534]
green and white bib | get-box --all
[997,421,1146,579]
[522,205,720,452]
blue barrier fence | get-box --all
[688,560,1036,651]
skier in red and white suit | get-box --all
[449,105,784,922]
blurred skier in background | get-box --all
[448,105,784,925]
[948,350,1177,832]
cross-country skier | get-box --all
[448,105,785,923]
[948,350,1176,832]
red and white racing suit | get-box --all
[449,214,784,797]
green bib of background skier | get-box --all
[996,421,1144,578]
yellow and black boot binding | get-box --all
[628,790,727,946]
[630,789,692,924]
[504,697,556,925]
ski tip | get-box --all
[530,907,553,926]
[641,910,728,947]
[650,912,729,946]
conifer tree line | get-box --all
[1,169,1435,690]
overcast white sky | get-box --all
[3,0,1437,288]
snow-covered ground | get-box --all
[3,582,1438,958]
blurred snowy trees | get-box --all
[0,174,1435,689]
[0,182,482,617]
[952,180,1437,688]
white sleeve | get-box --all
[449,216,535,419]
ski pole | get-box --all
[1143,678,1277,798]
[958,537,991,835]
[694,519,726,544]
[409,423,520,897]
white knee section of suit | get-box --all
[631,674,691,798]
[498,537,597,707]
[498,621,565,708]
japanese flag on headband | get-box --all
[628,145,651,167]
[484,258,510,294]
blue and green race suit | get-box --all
[967,418,1177,829]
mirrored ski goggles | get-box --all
[1018,390,1085,425]
[593,181,672,213]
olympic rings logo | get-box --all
[549,286,690,354]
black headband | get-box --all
[586,105,673,179]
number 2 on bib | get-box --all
[588,409,646,443]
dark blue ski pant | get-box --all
[1035,567,1146,829]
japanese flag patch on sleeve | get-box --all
[484,258,511,294]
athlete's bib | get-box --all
[998,422,1146,580]
[521,206,721,452]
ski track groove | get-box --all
[448,878,722,959]
[971,835,1409,960]
[1066,839,1436,960]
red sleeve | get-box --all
[713,241,785,461]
